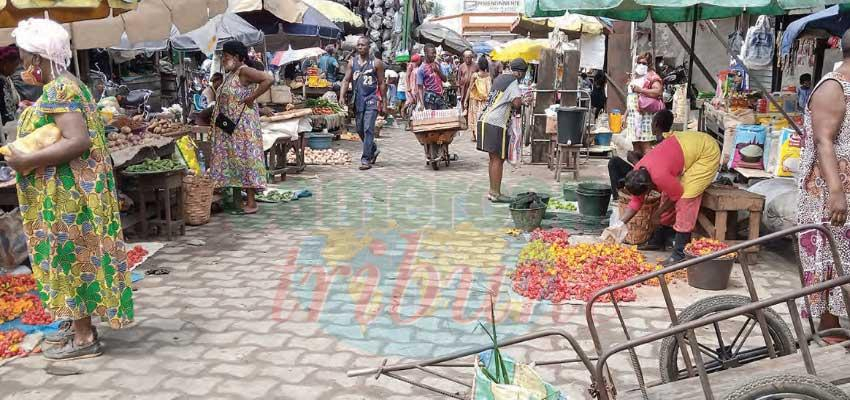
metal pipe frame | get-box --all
[586,224,847,399]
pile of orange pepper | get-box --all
[0,275,51,326]
[0,329,25,359]
[511,231,666,303]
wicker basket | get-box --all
[617,191,661,245]
[183,174,214,226]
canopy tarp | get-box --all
[0,0,138,28]
[302,0,363,31]
[511,14,612,39]
[525,0,850,22]
[781,4,850,54]
[491,38,550,63]
[413,22,473,56]
[171,13,264,54]
[270,46,324,66]
[228,0,306,23]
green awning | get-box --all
[526,0,850,22]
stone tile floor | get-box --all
[0,126,810,399]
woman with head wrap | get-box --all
[476,58,527,203]
[465,56,491,142]
[3,18,133,360]
[210,40,273,214]
[0,45,21,124]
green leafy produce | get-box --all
[305,98,344,113]
[256,190,296,203]
[548,198,577,212]
[125,158,183,173]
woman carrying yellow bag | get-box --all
[466,56,492,142]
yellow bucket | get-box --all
[609,111,623,133]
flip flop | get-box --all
[243,206,259,215]
[488,194,513,203]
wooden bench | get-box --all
[697,185,765,264]
[619,343,850,400]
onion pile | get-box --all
[288,148,352,165]
[510,229,663,303]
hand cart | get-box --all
[348,224,850,400]
[410,109,463,171]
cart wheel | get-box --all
[443,144,450,167]
[723,374,850,400]
[658,295,795,383]
[431,160,439,170]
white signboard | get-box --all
[463,0,523,13]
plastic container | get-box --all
[563,183,579,201]
[594,132,613,146]
[557,106,587,145]
[307,131,334,150]
[686,255,735,290]
[609,109,623,133]
[509,205,546,231]
[576,182,612,217]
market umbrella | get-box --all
[525,0,850,22]
[413,22,473,56]
[302,0,364,32]
[281,5,341,39]
[228,0,307,24]
[511,14,611,39]
[491,38,549,63]
[270,46,324,66]
[781,5,850,55]
[171,13,265,55]
[0,0,139,28]
[472,41,496,55]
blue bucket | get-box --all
[307,132,334,150]
[595,132,613,146]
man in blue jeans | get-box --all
[340,36,386,170]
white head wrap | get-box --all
[12,19,72,70]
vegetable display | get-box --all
[547,198,577,212]
[147,118,187,137]
[685,238,736,259]
[125,158,183,174]
[0,330,25,360]
[256,190,296,203]
[288,148,352,165]
[510,229,663,303]
[305,98,344,114]
[127,245,149,270]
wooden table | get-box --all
[122,169,186,241]
[697,185,766,263]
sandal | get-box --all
[43,339,103,361]
[242,206,259,215]
[488,194,513,204]
[44,323,99,345]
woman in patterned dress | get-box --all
[626,52,664,157]
[4,19,133,360]
[466,56,491,142]
[797,45,850,342]
[210,41,272,215]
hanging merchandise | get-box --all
[728,31,744,56]
[740,16,775,70]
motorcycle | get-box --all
[657,61,688,109]
[89,70,152,117]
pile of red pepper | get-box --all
[127,245,149,269]
[685,238,736,259]
[0,330,25,359]
[0,275,51,326]
[511,230,662,303]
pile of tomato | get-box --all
[127,245,149,269]
[0,275,51,326]
[510,230,663,303]
[685,238,736,259]
[0,330,25,359]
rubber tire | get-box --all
[723,374,850,400]
[658,295,796,383]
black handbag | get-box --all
[213,105,246,135]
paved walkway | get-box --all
[1,126,804,399]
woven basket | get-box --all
[183,174,214,226]
[617,191,661,245]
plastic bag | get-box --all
[472,351,565,400]
[775,128,802,177]
[0,208,28,271]
[176,136,201,175]
[507,115,521,166]
[740,16,774,69]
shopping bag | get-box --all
[507,115,522,166]
[472,350,565,400]
[0,208,28,271]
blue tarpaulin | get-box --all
[781,5,850,55]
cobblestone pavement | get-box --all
[0,126,805,399]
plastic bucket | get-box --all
[595,132,613,146]
[557,107,587,145]
[563,183,579,201]
[307,132,334,150]
[686,255,734,290]
[509,206,546,231]
[576,182,612,217]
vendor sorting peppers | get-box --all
[606,110,721,265]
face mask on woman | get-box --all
[634,64,648,77]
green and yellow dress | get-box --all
[15,75,133,329]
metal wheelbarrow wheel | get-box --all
[723,374,850,400]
